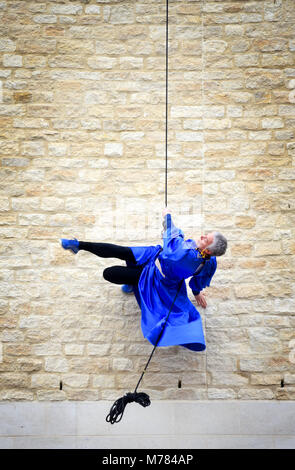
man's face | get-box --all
[197,232,215,254]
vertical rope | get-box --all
[201,0,205,236]
[165,0,169,207]
[106,0,178,425]
[134,277,183,395]
[201,0,208,394]
[106,0,209,425]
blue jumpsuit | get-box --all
[126,213,217,352]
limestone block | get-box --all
[105,5,134,25]
[92,375,115,388]
[234,53,260,67]
[33,342,62,356]
[112,358,133,371]
[50,5,82,15]
[87,344,111,356]
[208,388,237,399]
[31,374,60,389]
[0,373,28,388]
[62,375,89,388]
[37,391,66,401]
[104,143,123,157]
[211,372,249,386]
[237,388,274,399]
[64,344,84,356]
[3,55,22,67]
[0,390,34,401]
[255,241,282,256]
[33,15,57,24]
[0,38,16,52]
[45,358,69,373]
[22,141,45,157]
[284,374,295,385]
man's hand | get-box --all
[194,292,207,308]
[162,207,171,235]
[162,207,171,218]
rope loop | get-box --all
[106,392,151,424]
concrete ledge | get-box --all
[0,401,294,449]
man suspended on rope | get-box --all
[61,209,227,352]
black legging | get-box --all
[79,242,144,285]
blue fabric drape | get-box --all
[126,214,217,352]
[188,257,217,295]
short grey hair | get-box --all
[207,231,227,257]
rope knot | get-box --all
[125,392,138,403]
[106,391,151,424]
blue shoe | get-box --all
[121,284,134,294]
[60,238,79,254]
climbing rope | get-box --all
[106,277,184,424]
[165,0,169,208]
[105,251,208,424]
[200,0,205,236]
[106,0,174,424]
[106,0,207,424]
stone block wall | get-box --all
[0,0,294,402]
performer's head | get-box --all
[197,231,227,257]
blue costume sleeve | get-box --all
[189,257,217,295]
[162,213,184,251]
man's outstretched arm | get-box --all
[189,258,217,309]
[161,208,185,242]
